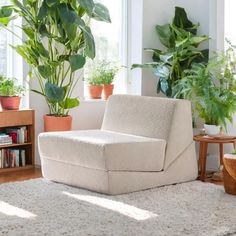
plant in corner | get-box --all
[0,75,26,110]
[132,6,209,98]
[173,42,236,136]
[0,0,111,131]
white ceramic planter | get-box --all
[204,124,221,136]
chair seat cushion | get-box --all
[39,130,166,172]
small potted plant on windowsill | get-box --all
[102,62,119,100]
[0,76,26,110]
[86,61,119,100]
[86,76,103,99]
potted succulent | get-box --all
[174,43,236,136]
[0,76,25,110]
[0,0,111,131]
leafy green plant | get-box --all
[231,150,236,155]
[0,0,110,116]
[86,61,119,85]
[132,6,209,97]
[0,76,25,96]
[174,43,236,128]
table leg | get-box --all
[198,142,203,174]
[219,143,223,166]
[233,141,236,150]
[200,142,208,181]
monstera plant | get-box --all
[132,7,209,97]
[0,0,110,131]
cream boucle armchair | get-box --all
[39,95,198,195]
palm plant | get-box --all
[132,6,209,97]
[0,0,111,116]
[174,43,236,129]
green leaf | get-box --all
[23,27,34,39]
[0,5,13,18]
[46,0,58,7]
[159,77,172,97]
[45,82,65,103]
[31,89,45,96]
[81,26,95,59]
[69,55,86,72]
[132,63,158,69]
[37,1,48,21]
[92,3,111,23]
[173,7,197,34]
[59,98,80,109]
[58,4,77,40]
[155,24,175,48]
[189,36,209,47]
[38,65,51,79]
[78,0,95,15]
[153,65,170,78]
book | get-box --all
[21,150,26,167]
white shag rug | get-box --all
[0,179,236,236]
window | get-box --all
[84,0,128,98]
[0,1,23,82]
[225,0,236,47]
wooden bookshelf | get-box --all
[0,109,35,174]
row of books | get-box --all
[0,134,12,145]
[0,126,28,146]
[0,149,26,168]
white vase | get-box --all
[204,124,221,136]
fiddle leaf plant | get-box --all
[0,0,111,116]
[132,6,209,97]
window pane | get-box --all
[84,0,127,97]
[0,0,23,82]
[0,0,9,76]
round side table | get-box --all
[193,135,236,181]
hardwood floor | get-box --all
[0,167,223,185]
[0,167,42,184]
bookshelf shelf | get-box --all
[0,142,32,149]
[0,109,35,173]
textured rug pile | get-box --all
[0,179,236,236]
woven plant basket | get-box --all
[223,154,236,195]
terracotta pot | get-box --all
[88,85,103,99]
[0,96,21,110]
[103,84,114,100]
[44,115,72,132]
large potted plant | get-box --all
[0,0,111,131]
[132,7,209,97]
[174,43,236,135]
[0,76,25,110]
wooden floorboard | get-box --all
[0,168,224,186]
[0,167,42,184]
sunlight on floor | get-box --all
[63,191,158,221]
[0,201,36,219]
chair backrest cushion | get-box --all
[102,95,176,140]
